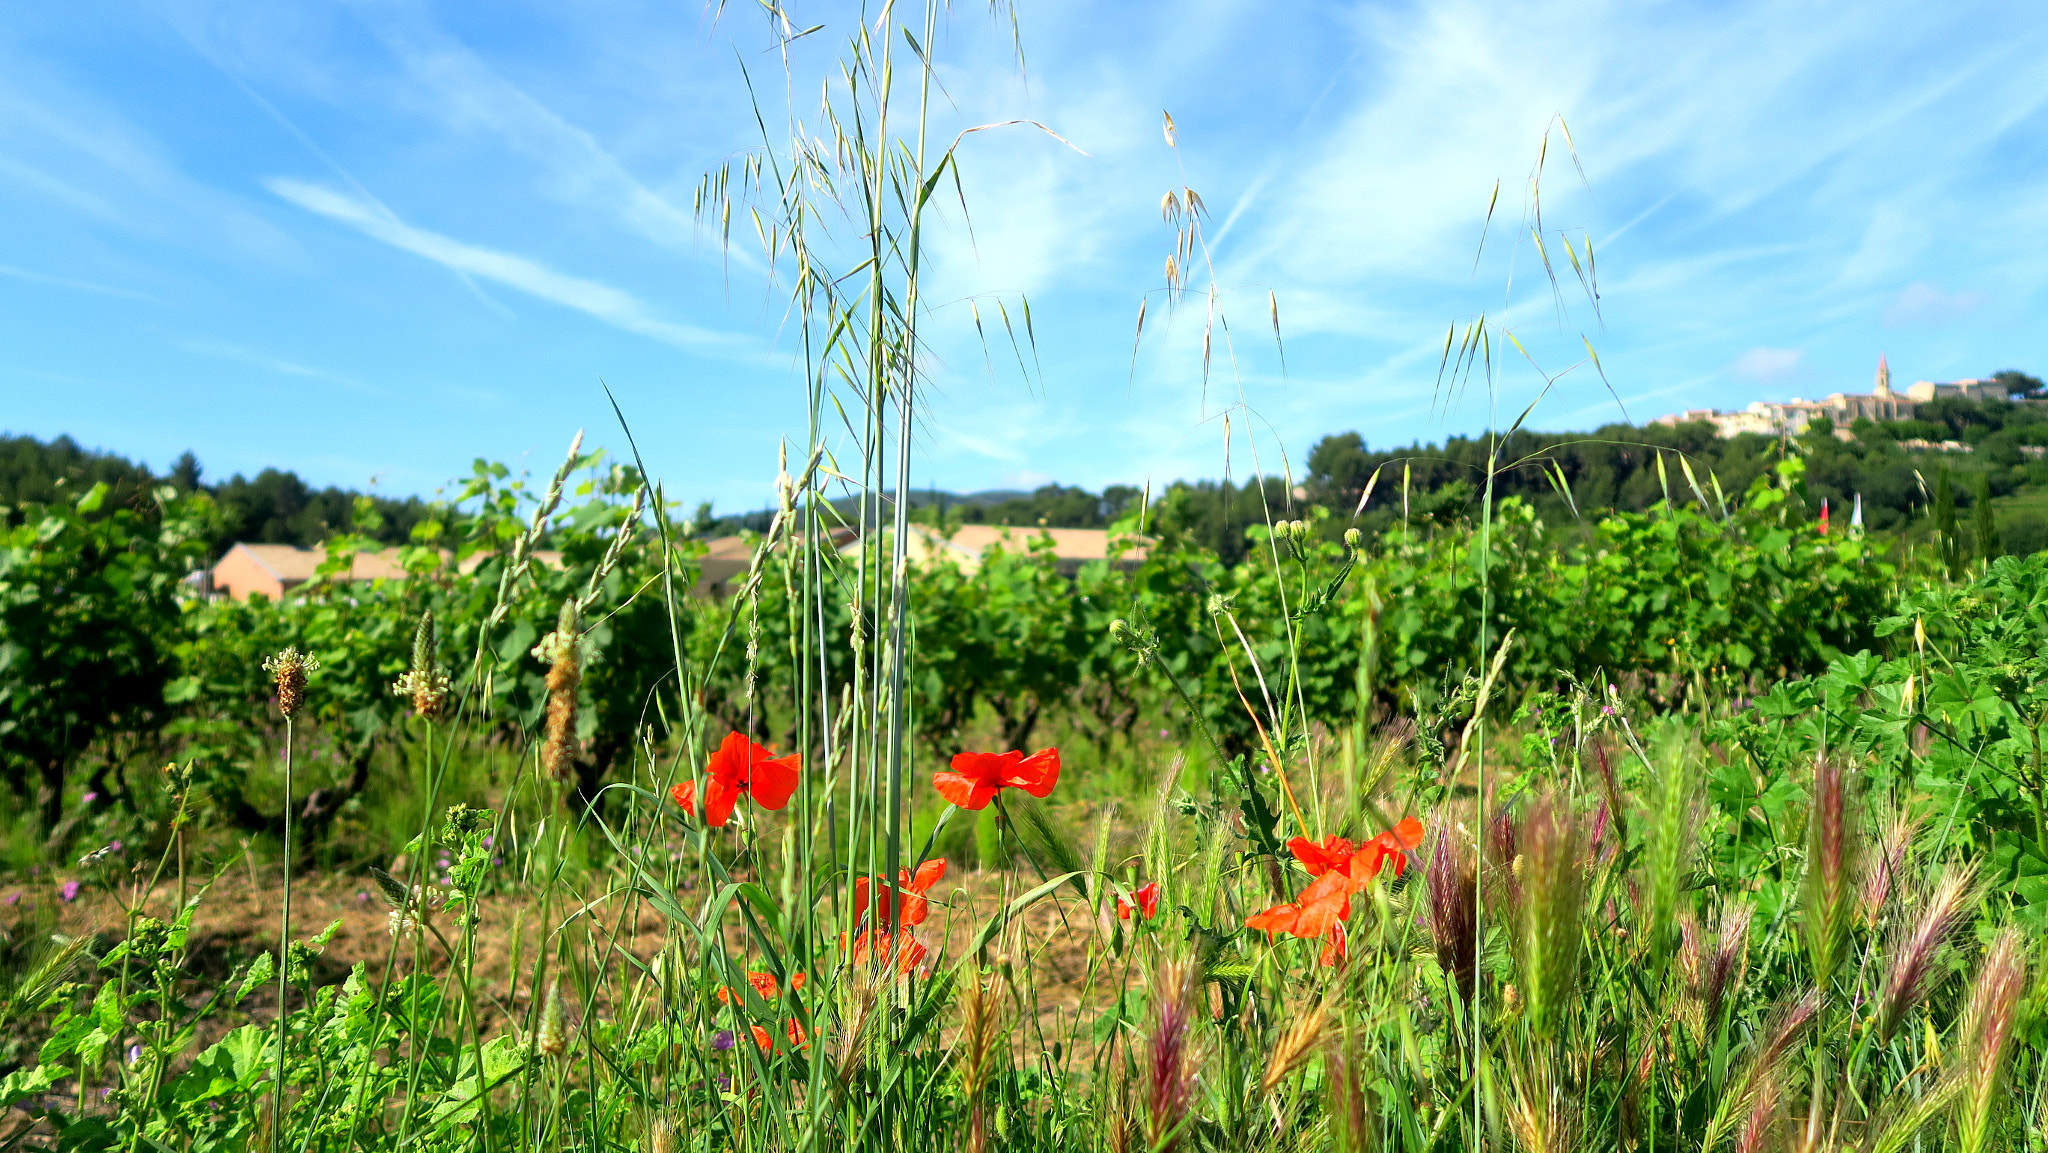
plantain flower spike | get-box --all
[263,648,320,720]
[537,980,569,1058]
[534,601,585,783]
[391,610,452,721]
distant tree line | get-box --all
[0,433,428,554]
[14,368,2048,565]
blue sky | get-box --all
[6,1,2048,514]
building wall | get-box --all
[210,545,287,601]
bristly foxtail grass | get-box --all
[1514,792,1587,1040]
[1860,809,1920,926]
[1641,730,1700,973]
[1954,927,2031,1153]
[1424,823,1478,1004]
[1801,757,1858,993]
[1701,992,1819,1152]
[1871,866,1976,1043]
[1144,959,1200,1153]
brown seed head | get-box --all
[1873,868,1975,1041]
[1260,1002,1327,1094]
[1144,959,1200,1153]
[534,601,584,783]
[263,647,319,719]
[1425,828,1479,999]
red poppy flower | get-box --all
[1358,817,1425,879]
[670,780,697,817]
[1246,871,1356,940]
[1286,817,1425,883]
[700,731,801,827]
[717,969,806,1004]
[931,748,1060,810]
[855,858,947,930]
[851,929,929,974]
[1117,881,1162,920]
[746,1017,808,1052]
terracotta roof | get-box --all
[227,543,413,583]
[929,525,1149,563]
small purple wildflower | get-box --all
[3,893,18,905]
[356,890,372,903]
[81,791,98,804]
[1601,705,1617,716]
[127,1044,142,1065]
[715,1074,732,1091]
[711,1029,736,1052]
[60,880,80,902]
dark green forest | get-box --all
[0,434,428,553]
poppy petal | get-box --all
[670,780,697,817]
[706,731,749,786]
[1134,881,1162,919]
[1246,903,1301,935]
[1009,747,1061,798]
[1390,817,1425,850]
[932,771,997,810]
[704,778,742,828]
[1319,923,1349,967]
[748,751,801,811]
[950,751,1015,785]
[896,933,929,974]
[907,858,948,893]
[900,888,929,927]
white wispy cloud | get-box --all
[0,262,158,302]
[173,336,378,394]
[265,176,751,352]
